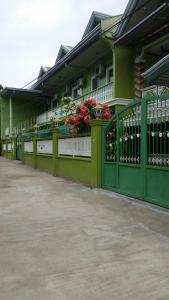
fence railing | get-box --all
[105,94,169,167]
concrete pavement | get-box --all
[0,157,169,300]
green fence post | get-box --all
[21,135,24,163]
[33,133,37,169]
[141,97,147,198]
[6,140,8,159]
[12,137,17,160]
[52,128,58,176]
[90,119,107,188]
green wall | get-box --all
[56,156,91,185]
[1,97,46,139]
[36,155,53,174]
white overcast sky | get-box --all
[0,0,128,88]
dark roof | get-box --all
[1,87,44,100]
[142,54,169,85]
[55,45,74,63]
[115,1,169,46]
[115,0,167,38]
[82,11,112,38]
[38,66,51,78]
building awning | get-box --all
[1,87,49,101]
[114,2,169,46]
[142,54,169,85]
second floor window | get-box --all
[72,86,82,99]
[91,76,99,91]
[106,66,113,83]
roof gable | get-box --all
[115,0,165,38]
[82,11,112,39]
[55,45,73,63]
[38,66,50,78]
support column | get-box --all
[52,128,59,176]
[12,137,17,160]
[134,57,145,99]
[9,97,12,136]
[90,119,107,188]
[32,134,37,169]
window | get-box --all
[106,66,113,83]
[51,94,58,108]
[91,76,99,91]
[72,86,82,99]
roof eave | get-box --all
[1,87,43,98]
[142,54,169,81]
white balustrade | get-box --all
[84,83,113,104]
[24,141,33,153]
[58,136,91,157]
[37,140,53,154]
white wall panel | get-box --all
[8,143,12,151]
[37,140,53,154]
[24,141,33,153]
[58,136,91,157]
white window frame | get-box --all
[106,65,113,84]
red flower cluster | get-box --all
[84,98,96,108]
[65,98,112,134]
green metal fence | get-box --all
[102,95,169,208]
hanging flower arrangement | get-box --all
[65,98,112,135]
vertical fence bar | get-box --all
[141,96,147,198]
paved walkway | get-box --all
[0,157,169,299]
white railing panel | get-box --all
[58,136,91,157]
[37,140,53,154]
[24,141,33,153]
[36,112,47,124]
[84,83,113,104]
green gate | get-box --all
[16,133,22,160]
[102,95,169,208]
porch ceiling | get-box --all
[40,38,112,94]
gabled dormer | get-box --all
[55,45,73,63]
[82,11,112,39]
[38,66,50,78]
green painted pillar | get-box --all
[114,46,134,100]
[12,137,17,160]
[33,134,37,169]
[90,119,107,187]
[6,140,8,159]
[21,136,24,163]
[52,128,59,176]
